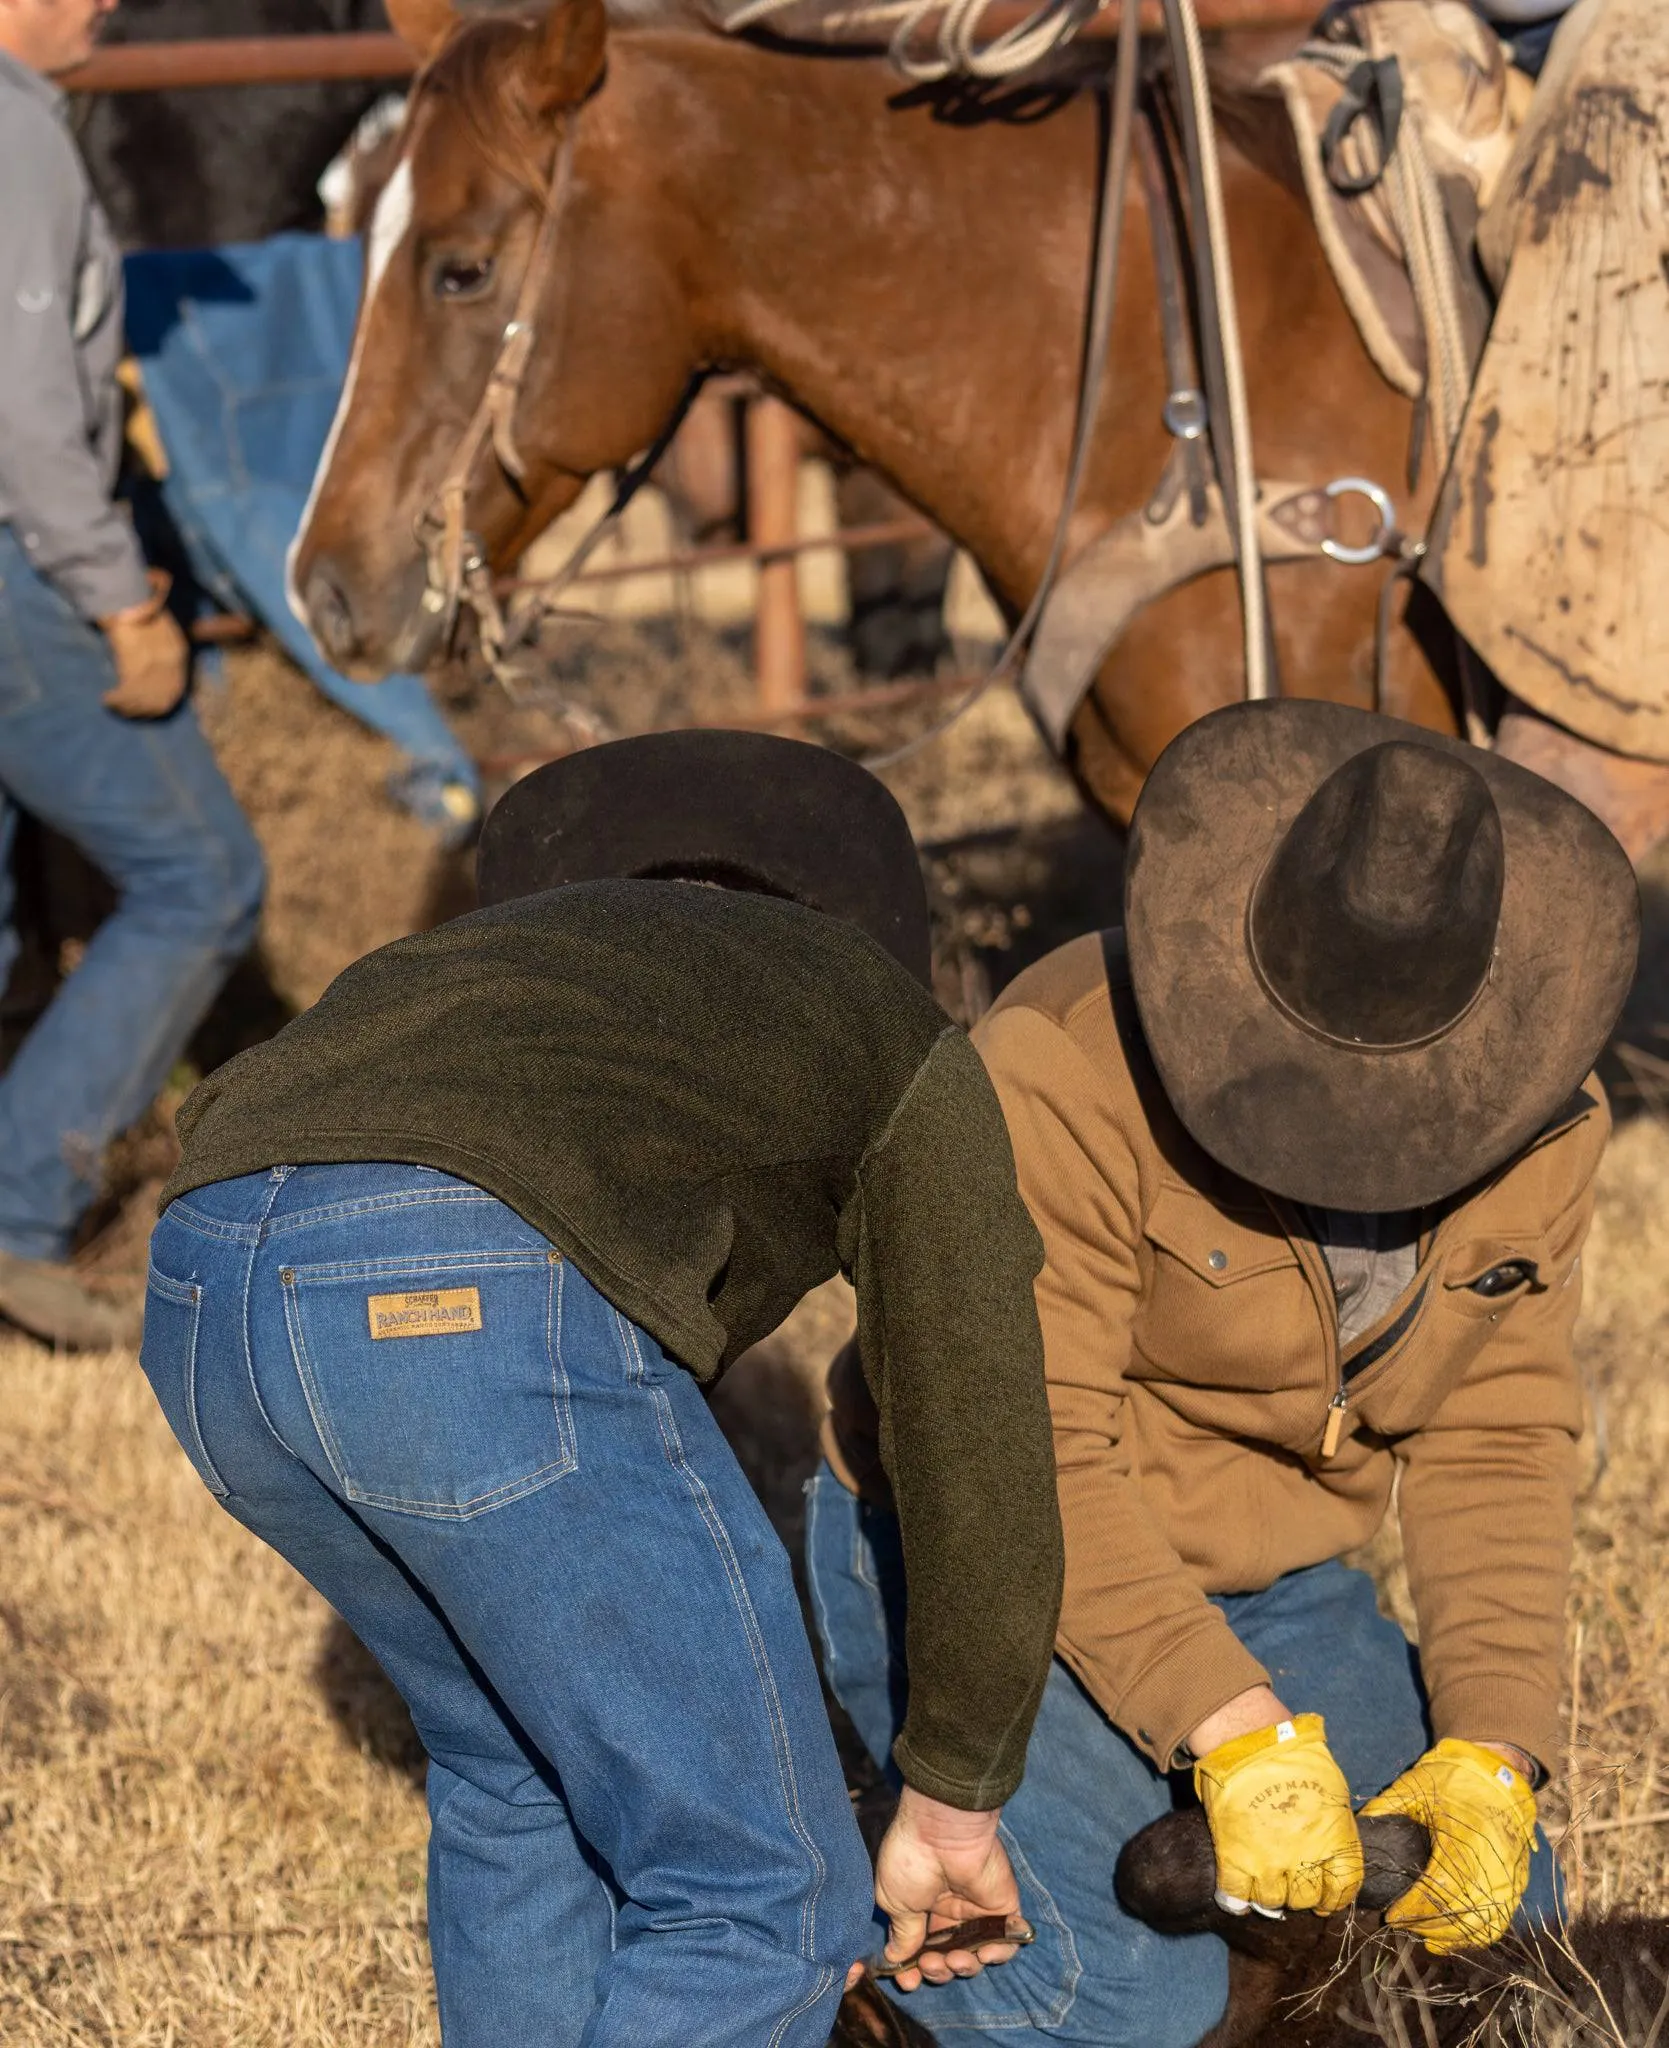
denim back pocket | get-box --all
[140,1264,229,1498]
[281,1248,576,1520]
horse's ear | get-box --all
[385,0,460,62]
[530,0,608,112]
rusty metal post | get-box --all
[55,6,1315,96]
[746,397,806,712]
[61,33,416,92]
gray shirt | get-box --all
[0,48,148,620]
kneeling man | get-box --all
[813,701,1638,2045]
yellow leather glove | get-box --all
[1360,1738,1537,1954]
[1194,1713,1364,1916]
[100,571,189,719]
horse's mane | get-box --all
[417,15,556,202]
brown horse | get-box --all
[288,0,1669,860]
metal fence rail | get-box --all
[60,4,1316,92]
[63,33,416,93]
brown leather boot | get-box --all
[0,1251,141,1351]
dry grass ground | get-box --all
[0,1288,855,2048]
[3,635,1668,2042]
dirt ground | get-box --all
[3,630,1668,2043]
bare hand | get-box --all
[873,1786,1029,1992]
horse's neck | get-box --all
[615,37,1109,606]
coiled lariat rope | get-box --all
[723,0,1101,82]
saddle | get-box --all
[1424,0,1669,762]
[1021,5,1521,753]
[1261,1,1529,472]
[1028,0,1669,765]
[1269,0,1669,762]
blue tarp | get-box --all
[123,234,479,836]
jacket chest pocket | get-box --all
[1136,1184,1311,1391]
[1438,1233,1554,1325]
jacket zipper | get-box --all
[1279,1099,1592,1462]
[1320,1390,1348,1460]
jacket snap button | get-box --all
[1208,1249,1228,1272]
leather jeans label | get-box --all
[367,1287,484,1340]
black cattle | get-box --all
[72,0,394,249]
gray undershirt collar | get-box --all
[1305,1207,1421,1353]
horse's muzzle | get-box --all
[296,550,442,681]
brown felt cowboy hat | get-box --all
[1124,701,1640,1212]
[475,730,932,985]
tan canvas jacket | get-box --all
[826,929,1606,1779]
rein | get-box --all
[410,5,1146,765]
[861,0,1143,771]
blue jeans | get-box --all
[0,524,264,1259]
[142,1165,873,2047]
[806,1463,1562,2046]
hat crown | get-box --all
[1248,741,1505,1050]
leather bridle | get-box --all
[410,112,704,686]
[412,116,580,674]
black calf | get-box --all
[831,1811,1669,2046]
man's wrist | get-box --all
[896,1783,1002,1845]
[1187,1685,1292,1762]
[99,568,171,630]
[1473,1739,1542,1788]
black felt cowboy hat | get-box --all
[476,730,932,985]
[1124,701,1640,1211]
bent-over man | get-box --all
[814,700,1638,2046]
[140,733,1064,2047]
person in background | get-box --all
[0,0,264,1347]
[814,700,1639,2044]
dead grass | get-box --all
[0,1346,436,2046]
[0,1285,857,2047]
[8,1108,1669,2044]
[1549,1109,1669,1921]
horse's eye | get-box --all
[434,256,495,301]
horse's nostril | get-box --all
[304,565,358,665]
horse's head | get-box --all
[289,0,696,677]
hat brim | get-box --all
[476,731,933,986]
[1124,702,1640,1210]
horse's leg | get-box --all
[1496,702,1669,867]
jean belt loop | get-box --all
[256,1164,297,1244]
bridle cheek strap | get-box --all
[415,116,579,671]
